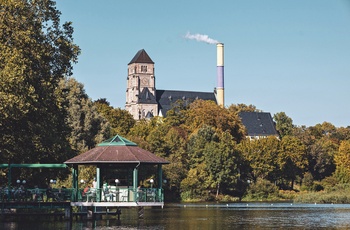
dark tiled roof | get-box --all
[156,89,216,117]
[138,87,157,104]
[239,112,278,137]
[64,135,169,165]
[128,49,154,65]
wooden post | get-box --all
[87,207,95,220]
[133,167,138,201]
[72,165,78,201]
[96,167,101,202]
[138,206,144,219]
[116,208,122,220]
[65,206,72,220]
[157,164,163,201]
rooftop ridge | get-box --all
[97,135,137,146]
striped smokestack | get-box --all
[216,43,224,107]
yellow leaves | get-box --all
[334,140,350,183]
[184,100,245,141]
[335,140,350,169]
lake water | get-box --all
[2,203,350,229]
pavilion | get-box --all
[64,134,169,208]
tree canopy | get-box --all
[0,0,80,164]
[0,0,80,185]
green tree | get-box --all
[0,0,80,164]
[94,99,135,136]
[278,136,307,189]
[203,132,241,198]
[162,127,188,200]
[273,112,293,138]
[187,125,217,167]
[59,77,110,153]
[239,136,280,182]
[180,163,211,200]
[307,138,336,180]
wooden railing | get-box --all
[0,187,164,203]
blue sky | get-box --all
[56,0,350,127]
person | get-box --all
[92,178,97,188]
[46,184,54,202]
[33,185,42,201]
[137,184,144,202]
[82,186,90,196]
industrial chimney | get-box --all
[216,43,224,107]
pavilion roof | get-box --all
[64,135,169,165]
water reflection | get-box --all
[2,203,350,229]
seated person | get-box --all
[46,185,54,202]
[82,186,90,196]
[103,185,114,201]
[33,186,43,201]
[86,187,96,202]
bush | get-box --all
[216,194,240,202]
[243,178,279,201]
[294,183,350,204]
[320,176,338,191]
[278,190,298,200]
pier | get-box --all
[0,135,169,220]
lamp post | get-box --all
[16,179,26,186]
[115,179,120,186]
[80,179,85,189]
[15,179,24,201]
[149,179,154,189]
[50,179,56,188]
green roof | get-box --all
[97,135,137,147]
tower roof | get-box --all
[128,49,154,65]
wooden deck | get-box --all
[70,201,164,207]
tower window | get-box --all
[141,65,147,72]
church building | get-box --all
[125,48,279,139]
[125,49,216,120]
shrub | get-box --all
[243,178,279,201]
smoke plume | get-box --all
[184,32,219,44]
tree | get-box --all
[273,112,293,138]
[185,100,245,142]
[0,1,80,164]
[277,136,307,189]
[59,77,110,153]
[162,127,188,199]
[334,140,350,183]
[94,99,135,136]
[187,125,217,167]
[203,131,241,198]
[227,103,261,114]
[239,136,280,182]
[180,163,211,200]
[307,138,336,180]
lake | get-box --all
[2,203,350,229]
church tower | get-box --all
[125,49,158,120]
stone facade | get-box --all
[125,51,158,120]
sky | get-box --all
[55,0,350,127]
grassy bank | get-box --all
[294,190,350,204]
